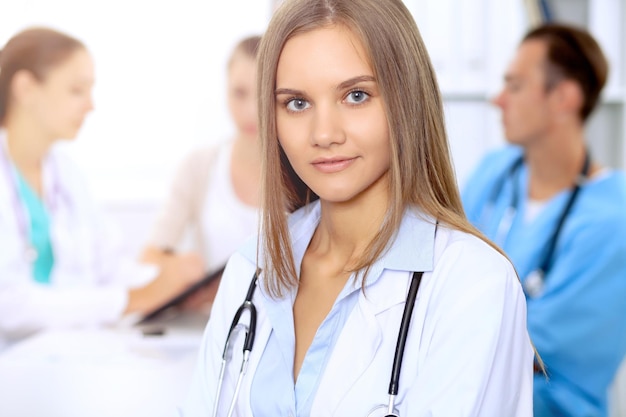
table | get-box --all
[0,320,204,417]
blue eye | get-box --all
[345,90,370,104]
[286,98,310,112]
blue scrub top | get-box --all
[462,146,626,417]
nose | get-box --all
[491,89,505,109]
[310,103,345,147]
[246,96,258,123]
[86,92,95,112]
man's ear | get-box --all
[553,79,583,117]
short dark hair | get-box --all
[524,23,608,121]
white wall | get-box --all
[1,0,272,204]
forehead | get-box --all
[276,25,372,85]
[506,39,547,81]
[229,53,256,79]
[44,48,94,83]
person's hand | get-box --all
[159,252,205,287]
[179,273,223,314]
[125,251,204,314]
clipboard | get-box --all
[135,265,225,325]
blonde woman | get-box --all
[142,35,262,309]
[180,0,533,416]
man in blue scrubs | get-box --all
[462,23,626,417]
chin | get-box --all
[316,191,359,205]
[57,130,80,141]
[242,132,258,142]
[505,136,530,147]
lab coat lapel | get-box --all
[311,270,410,416]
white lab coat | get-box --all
[180,204,534,417]
[0,140,156,348]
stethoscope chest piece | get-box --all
[23,245,38,263]
[366,404,399,417]
[523,269,545,298]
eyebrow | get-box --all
[275,75,377,96]
[336,75,376,90]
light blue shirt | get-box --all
[15,169,54,284]
[247,201,435,416]
[179,197,534,417]
[249,275,360,416]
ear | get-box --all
[551,79,583,118]
[10,70,40,105]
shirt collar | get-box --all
[238,200,436,277]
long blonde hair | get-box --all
[257,0,502,297]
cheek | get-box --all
[38,96,66,126]
[230,98,254,123]
[276,114,301,151]
[228,97,241,119]
[355,109,389,150]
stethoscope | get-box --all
[213,269,259,417]
[489,149,591,297]
[0,132,62,264]
[367,270,424,417]
[213,269,425,417]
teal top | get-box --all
[15,170,54,284]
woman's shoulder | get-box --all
[167,141,231,195]
[433,225,519,288]
[218,249,259,303]
[435,225,512,268]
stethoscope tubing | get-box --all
[539,151,590,273]
[0,132,64,262]
[389,271,423,395]
[216,269,424,417]
[489,149,590,277]
[0,135,31,240]
[212,271,259,417]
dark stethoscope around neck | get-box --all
[490,148,591,297]
[212,268,425,417]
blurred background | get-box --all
[1,0,624,259]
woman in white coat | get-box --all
[0,27,203,349]
[180,0,534,416]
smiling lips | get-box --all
[311,156,357,173]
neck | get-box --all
[3,118,52,175]
[313,184,389,267]
[524,125,591,200]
